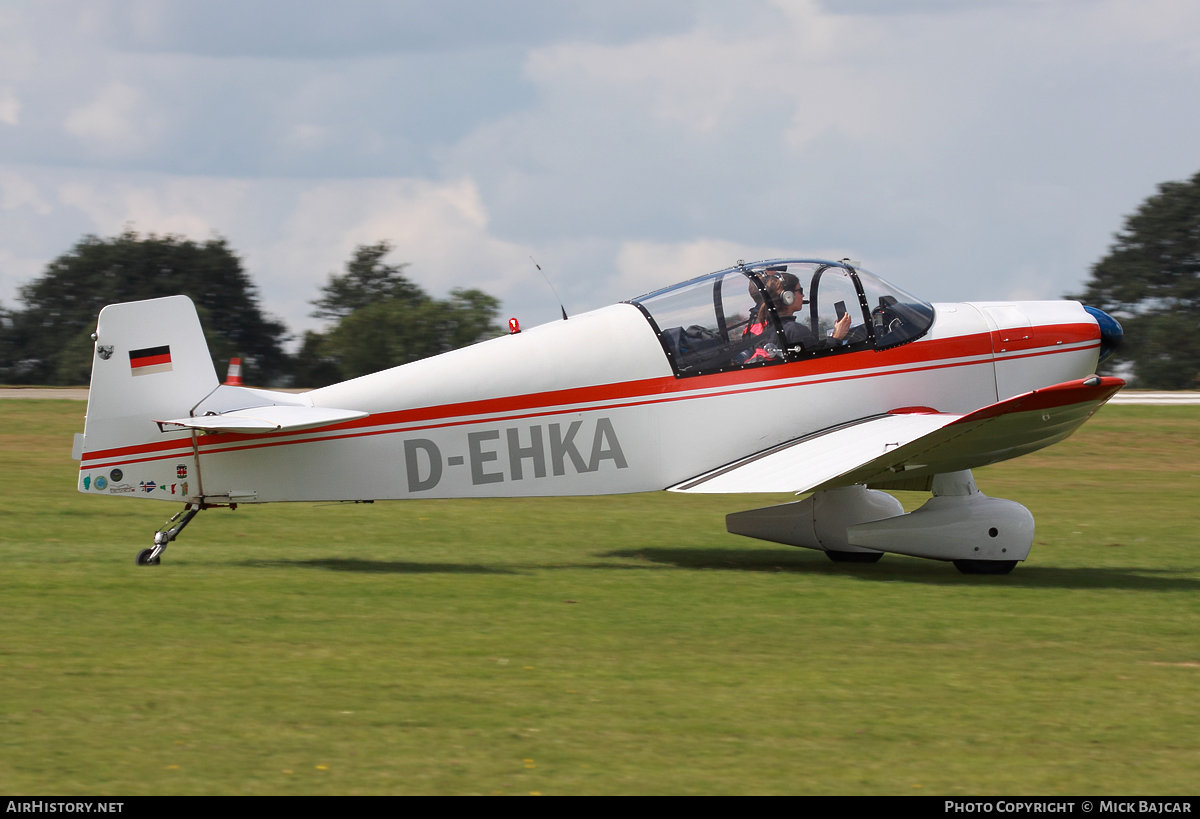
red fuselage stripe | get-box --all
[80,331,1101,470]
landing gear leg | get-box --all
[137,503,202,566]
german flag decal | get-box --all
[129,345,172,376]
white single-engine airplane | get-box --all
[74,259,1124,574]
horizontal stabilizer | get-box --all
[155,405,367,434]
[670,376,1123,494]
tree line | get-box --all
[1,167,1198,389]
[1073,169,1200,390]
[0,232,501,387]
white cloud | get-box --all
[0,87,18,125]
[56,177,240,239]
[284,123,331,153]
[527,32,764,135]
[0,248,49,306]
[63,82,157,153]
[1089,0,1200,51]
[520,4,906,151]
[0,0,1197,342]
[456,0,1200,308]
[0,170,51,215]
[1006,287,1041,302]
[0,14,38,77]
[266,176,542,331]
[615,238,793,296]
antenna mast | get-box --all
[531,256,568,320]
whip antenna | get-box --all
[531,255,568,320]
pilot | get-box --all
[768,272,852,349]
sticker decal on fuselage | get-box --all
[403,417,628,493]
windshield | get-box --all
[854,268,936,350]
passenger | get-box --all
[741,272,785,362]
[747,270,785,339]
[744,278,767,338]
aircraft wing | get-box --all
[669,376,1123,495]
[155,405,368,434]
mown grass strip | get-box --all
[0,401,1197,794]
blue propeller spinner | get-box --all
[1083,306,1123,363]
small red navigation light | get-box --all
[225,357,243,386]
[508,318,521,334]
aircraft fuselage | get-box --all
[77,299,1101,504]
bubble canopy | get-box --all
[627,259,935,378]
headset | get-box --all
[766,270,800,306]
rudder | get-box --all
[77,296,218,500]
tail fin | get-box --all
[78,296,218,498]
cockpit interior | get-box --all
[628,260,935,378]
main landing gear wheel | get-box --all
[825,550,884,564]
[953,559,1017,575]
[135,548,160,566]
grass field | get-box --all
[1,400,1198,795]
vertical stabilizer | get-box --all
[78,296,218,499]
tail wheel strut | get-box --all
[137,503,202,566]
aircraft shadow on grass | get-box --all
[241,551,1199,592]
[240,558,516,575]
[599,548,1200,592]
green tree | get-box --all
[328,288,501,379]
[310,241,423,320]
[301,243,502,384]
[1075,170,1200,389]
[290,330,344,389]
[0,302,17,382]
[0,230,289,385]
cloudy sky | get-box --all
[1,0,1198,341]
